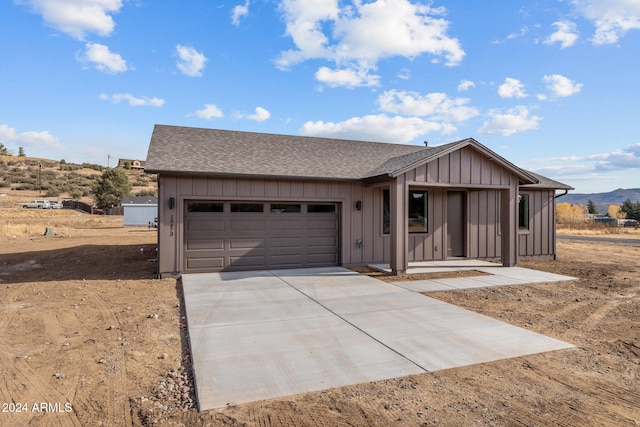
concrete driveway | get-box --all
[182,267,574,410]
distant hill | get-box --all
[559,188,640,215]
[0,155,156,202]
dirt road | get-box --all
[1,214,639,426]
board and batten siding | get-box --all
[518,189,557,259]
[366,146,523,264]
[156,174,368,276]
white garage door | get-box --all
[184,201,339,272]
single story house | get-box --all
[145,124,572,278]
[122,196,158,226]
[118,158,146,170]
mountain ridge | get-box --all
[559,188,640,214]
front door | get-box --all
[447,191,466,257]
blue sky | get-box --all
[1,0,640,193]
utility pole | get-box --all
[107,154,111,168]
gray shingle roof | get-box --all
[364,140,464,178]
[520,170,574,190]
[145,125,571,189]
[145,125,426,180]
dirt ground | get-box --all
[1,208,639,426]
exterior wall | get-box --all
[467,190,501,259]
[156,174,367,276]
[518,189,557,259]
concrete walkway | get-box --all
[182,266,575,410]
[369,260,577,292]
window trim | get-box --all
[382,188,429,235]
[408,190,428,234]
[518,193,530,232]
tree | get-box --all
[556,202,588,224]
[587,199,597,214]
[18,146,26,157]
[620,198,640,221]
[0,143,9,156]
[92,168,132,209]
[123,160,132,170]
[607,204,626,219]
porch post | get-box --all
[500,185,518,267]
[390,175,408,274]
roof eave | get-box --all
[144,169,361,182]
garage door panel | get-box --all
[187,220,225,232]
[307,218,337,228]
[230,220,267,231]
[229,238,265,249]
[185,201,338,272]
[307,253,338,264]
[270,237,304,247]
[306,248,339,257]
[306,236,337,246]
[186,239,225,250]
[269,254,305,266]
[270,219,304,230]
[186,257,225,270]
[229,255,267,269]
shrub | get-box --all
[45,187,60,197]
[135,189,157,197]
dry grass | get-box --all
[557,224,640,238]
[0,207,125,238]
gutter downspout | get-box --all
[552,189,569,261]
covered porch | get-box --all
[386,174,522,274]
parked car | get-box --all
[50,201,63,209]
[22,200,51,209]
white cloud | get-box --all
[301,114,455,143]
[498,78,527,98]
[276,0,464,88]
[377,90,479,122]
[544,21,579,48]
[231,1,249,26]
[99,93,164,107]
[477,106,541,136]
[175,45,207,77]
[0,124,64,151]
[530,143,640,175]
[397,68,411,80]
[492,26,529,44]
[246,106,271,122]
[543,74,583,97]
[19,0,122,40]
[77,43,127,73]
[195,104,224,119]
[315,66,380,88]
[572,0,640,44]
[457,79,475,91]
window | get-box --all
[231,203,264,213]
[383,189,390,234]
[518,194,530,230]
[408,190,428,233]
[308,204,336,213]
[382,189,428,234]
[187,202,223,212]
[270,203,301,213]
